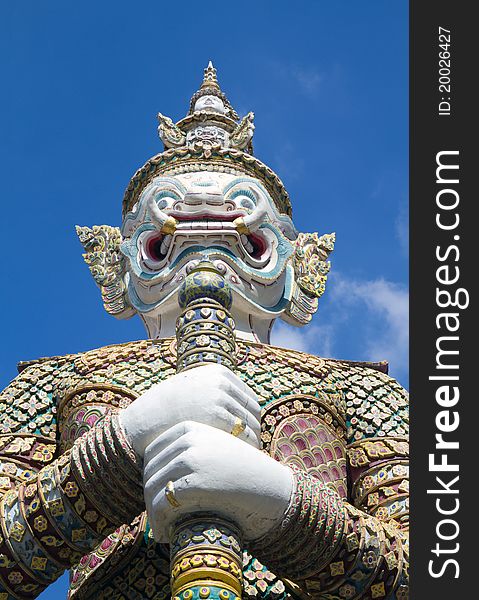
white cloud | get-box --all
[369,173,409,258]
[272,142,305,181]
[271,321,334,357]
[331,275,409,379]
[270,274,409,386]
[267,60,323,98]
[291,66,323,96]
[395,202,409,257]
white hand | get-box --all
[143,421,294,543]
[119,364,261,455]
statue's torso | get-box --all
[13,339,408,600]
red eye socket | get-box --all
[247,233,267,259]
[146,234,165,261]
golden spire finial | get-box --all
[188,61,239,120]
[200,60,220,90]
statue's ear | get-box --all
[76,225,136,319]
[157,112,186,149]
[283,232,335,326]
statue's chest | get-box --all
[62,341,348,599]
[58,340,348,497]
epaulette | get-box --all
[17,354,73,374]
[326,358,389,374]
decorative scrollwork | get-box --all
[230,112,255,152]
[76,225,135,318]
[284,232,335,325]
[293,232,335,298]
[157,112,187,148]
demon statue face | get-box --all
[77,63,334,342]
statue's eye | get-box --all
[240,197,255,210]
[228,189,257,210]
[154,190,180,210]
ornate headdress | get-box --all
[122,62,293,219]
[187,61,239,120]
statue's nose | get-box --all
[183,183,224,207]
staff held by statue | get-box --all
[170,256,244,600]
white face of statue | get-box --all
[121,171,297,339]
[193,94,227,114]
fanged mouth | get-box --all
[143,212,269,264]
[168,210,245,222]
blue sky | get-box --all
[1,2,407,596]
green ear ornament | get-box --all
[285,232,335,325]
[76,225,135,319]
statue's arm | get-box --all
[0,360,261,599]
[249,370,409,599]
[250,466,408,599]
[0,363,143,599]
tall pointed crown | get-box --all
[201,61,220,88]
[122,62,292,218]
[187,61,239,120]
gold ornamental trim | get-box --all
[171,547,243,597]
[57,383,140,416]
[262,394,347,433]
[172,573,242,598]
[173,545,241,565]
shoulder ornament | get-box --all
[285,232,335,325]
[76,225,135,318]
[1,357,72,437]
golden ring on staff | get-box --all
[230,417,246,437]
[165,480,181,508]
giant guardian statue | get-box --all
[0,63,409,600]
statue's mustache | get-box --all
[127,244,294,315]
[150,243,288,283]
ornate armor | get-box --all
[0,338,408,599]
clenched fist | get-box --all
[119,364,261,455]
[143,421,294,542]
